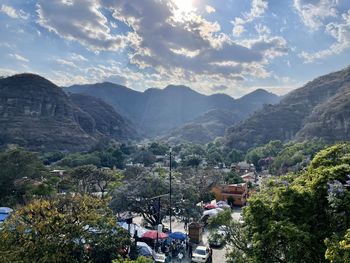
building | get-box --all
[241,172,256,183]
[211,183,248,206]
[231,161,255,175]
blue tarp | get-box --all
[0,207,13,214]
[0,213,9,222]
[169,231,187,241]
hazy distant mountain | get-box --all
[0,74,136,152]
[163,109,238,144]
[66,83,280,137]
[224,66,350,150]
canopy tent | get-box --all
[0,207,13,214]
[169,231,187,241]
[136,241,153,257]
[203,208,224,217]
[142,230,168,240]
[117,222,147,238]
[0,207,12,223]
[204,203,217,210]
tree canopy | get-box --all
[0,195,130,263]
[220,143,350,262]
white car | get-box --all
[192,245,211,263]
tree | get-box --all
[70,165,122,197]
[220,143,350,262]
[111,173,169,226]
[0,195,130,263]
[0,148,49,205]
[225,171,244,184]
[226,149,244,164]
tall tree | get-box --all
[0,195,130,263]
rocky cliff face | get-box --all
[297,84,350,141]
[224,66,350,150]
[0,74,97,151]
[0,74,136,152]
[69,93,139,141]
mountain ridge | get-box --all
[66,82,279,137]
[224,66,350,150]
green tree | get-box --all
[0,195,130,263]
[0,148,49,205]
[222,143,350,262]
[225,171,244,184]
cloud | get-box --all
[299,9,350,62]
[211,84,229,91]
[102,0,286,82]
[54,58,78,68]
[104,74,127,85]
[205,5,216,14]
[293,0,338,30]
[70,53,88,62]
[232,0,268,36]
[0,4,29,19]
[36,0,128,51]
[9,53,29,63]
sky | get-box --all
[0,0,350,98]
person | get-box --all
[184,218,188,230]
[188,243,192,258]
[209,247,213,262]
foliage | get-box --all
[70,165,122,196]
[0,148,50,205]
[226,148,244,164]
[57,152,101,168]
[270,139,326,175]
[245,140,283,170]
[0,195,130,263]
[225,171,244,184]
[223,143,350,262]
[132,149,156,167]
[42,151,65,165]
[111,167,208,226]
[148,142,169,155]
[112,257,153,263]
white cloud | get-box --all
[0,4,29,20]
[232,0,268,36]
[205,5,216,14]
[9,53,29,63]
[102,0,286,82]
[54,58,77,68]
[293,0,338,30]
[36,0,128,51]
[70,53,88,62]
[300,9,350,63]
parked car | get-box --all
[191,245,211,263]
[208,231,225,247]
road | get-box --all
[134,207,242,262]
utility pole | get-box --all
[169,147,172,233]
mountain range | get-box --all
[5,66,350,153]
[224,66,350,151]
[66,84,280,138]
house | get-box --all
[231,161,255,175]
[241,172,256,183]
[211,183,248,206]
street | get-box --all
[134,207,242,262]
